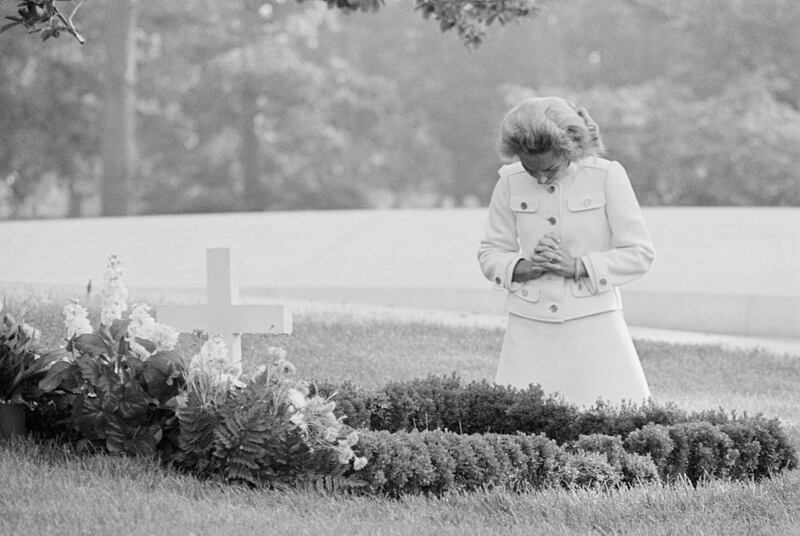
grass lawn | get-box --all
[2,297,800,535]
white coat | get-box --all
[478,156,655,322]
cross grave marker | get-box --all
[156,248,292,364]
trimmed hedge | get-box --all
[25,372,798,493]
[315,375,797,484]
[350,422,794,495]
[352,430,659,496]
[313,375,775,441]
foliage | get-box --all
[352,429,660,496]
[17,256,368,489]
[542,74,800,206]
[36,312,185,456]
[4,0,800,215]
[0,309,63,404]
[313,374,798,484]
[44,335,184,456]
[173,343,367,486]
[33,256,184,456]
[0,0,85,42]
[1,0,539,47]
[311,374,776,441]
[3,280,798,494]
[351,421,788,493]
[411,0,538,48]
[0,28,101,219]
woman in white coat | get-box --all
[478,97,655,407]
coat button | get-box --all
[521,289,528,297]
[549,304,559,313]
[547,217,557,225]
[520,201,528,210]
[547,185,555,193]
[599,278,607,286]
[494,276,502,285]
[584,198,591,207]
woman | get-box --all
[478,96,655,407]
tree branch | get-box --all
[53,0,86,43]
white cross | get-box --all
[156,248,292,364]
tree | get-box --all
[0,32,101,218]
[1,0,540,47]
[2,0,541,216]
[135,4,450,211]
[100,0,138,216]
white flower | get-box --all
[287,388,307,409]
[63,300,93,339]
[335,445,354,465]
[128,303,155,337]
[290,412,309,433]
[344,431,359,447]
[186,334,242,391]
[127,303,179,357]
[353,456,368,471]
[149,323,179,351]
[324,425,340,443]
[100,255,129,326]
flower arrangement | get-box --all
[39,255,185,456]
[30,254,366,486]
[174,341,367,485]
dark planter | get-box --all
[0,402,26,440]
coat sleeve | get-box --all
[581,161,655,294]
[477,171,526,291]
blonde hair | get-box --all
[496,97,605,162]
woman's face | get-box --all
[518,150,570,185]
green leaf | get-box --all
[0,20,22,33]
[72,395,107,440]
[24,350,67,377]
[37,360,76,392]
[72,333,112,357]
[142,351,185,401]
[117,379,150,419]
[76,354,105,385]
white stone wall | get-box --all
[1,207,798,337]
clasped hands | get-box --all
[513,233,578,282]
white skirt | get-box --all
[495,310,650,407]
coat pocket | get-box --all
[512,284,541,303]
[510,196,540,213]
[570,278,594,298]
[567,191,605,212]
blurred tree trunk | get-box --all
[66,178,81,217]
[101,0,139,216]
[238,2,264,212]
[239,73,263,211]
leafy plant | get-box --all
[173,343,368,487]
[37,256,185,456]
[38,318,185,456]
[0,310,64,405]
